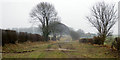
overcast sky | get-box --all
[0,0,119,34]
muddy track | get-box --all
[44,42,88,58]
[57,42,90,58]
[2,50,35,53]
[53,42,78,58]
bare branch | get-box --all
[29,2,59,41]
[86,1,117,42]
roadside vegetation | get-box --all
[2,39,119,58]
[1,1,120,59]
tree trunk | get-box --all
[53,34,56,41]
[43,31,49,41]
[100,35,106,45]
[42,26,49,41]
[45,17,49,41]
[42,17,50,41]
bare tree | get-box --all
[86,2,117,44]
[30,2,58,41]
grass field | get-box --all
[2,40,119,58]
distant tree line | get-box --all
[12,27,42,35]
[69,28,96,40]
[2,29,44,46]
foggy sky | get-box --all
[0,0,119,34]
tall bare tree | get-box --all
[86,2,117,44]
[30,2,58,41]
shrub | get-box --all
[2,29,44,46]
[2,30,8,46]
[79,38,93,44]
[9,30,17,44]
[0,29,1,46]
[93,36,103,45]
[111,37,120,51]
[2,30,17,46]
[18,32,27,43]
[80,38,87,43]
[87,38,93,44]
